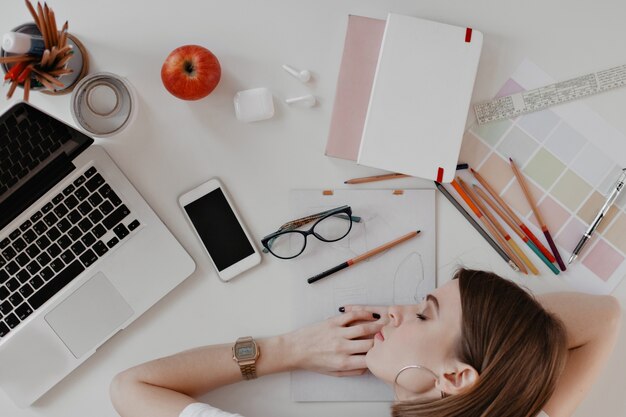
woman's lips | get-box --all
[375,331,384,341]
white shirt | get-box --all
[180,402,550,417]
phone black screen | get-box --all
[184,188,255,271]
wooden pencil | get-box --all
[470,167,557,264]
[49,7,59,47]
[344,173,410,184]
[25,0,41,30]
[509,158,567,271]
[457,178,527,274]
[58,21,68,48]
[36,2,50,50]
[473,185,560,275]
[450,178,522,272]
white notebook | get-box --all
[357,13,483,183]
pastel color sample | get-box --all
[502,174,543,219]
[551,170,592,212]
[543,122,587,164]
[496,78,524,98]
[556,217,587,253]
[528,195,570,234]
[523,148,566,191]
[605,213,626,254]
[570,143,613,188]
[459,131,490,169]
[496,126,539,167]
[577,191,620,234]
[598,165,624,197]
[470,119,512,147]
[478,153,514,194]
[517,110,560,142]
[582,239,624,281]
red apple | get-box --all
[161,45,221,100]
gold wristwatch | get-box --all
[232,336,260,380]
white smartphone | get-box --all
[179,178,261,281]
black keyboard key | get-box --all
[99,200,113,215]
[0,255,4,268]
[0,270,8,283]
[26,260,40,275]
[16,269,30,283]
[81,232,96,247]
[98,184,112,199]
[57,218,71,233]
[88,209,103,224]
[9,229,20,240]
[0,238,10,249]
[46,226,61,241]
[75,186,89,201]
[19,220,32,231]
[63,184,75,196]
[89,192,103,207]
[93,241,108,257]
[15,303,33,320]
[33,220,47,234]
[18,284,34,298]
[47,243,62,258]
[22,229,37,244]
[36,235,51,250]
[0,299,11,314]
[0,322,9,337]
[113,224,129,240]
[108,192,122,207]
[6,260,19,275]
[29,276,44,289]
[64,195,79,209]
[30,211,42,222]
[16,253,29,267]
[50,258,64,273]
[53,203,68,218]
[40,267,54,281]
[85,173,104,192]
[67,209,81,224]
[128,220,140,231]
[6,278,20,292]
[58,235,72,250]
[60,249,75,264]
[71,241,86,256]
[79,249,98,267]
[78,201,92,216]
[5,313,19,329]
[107,237,119,248]
[12,237,27,252]
[78,218,93,233]
[26,243,41,258]
[103,205,130,230]
[43,212,58,227]
[9,292,23,307]
[68,226,82,240]
[73,175,86,187]
[0,286,8,300]
[52,193,64,204]
[93,224,106,238]
[41,202,54,213]
[36,252,52,266]
[2,247,17,261]
[29,260,85,310]
[85,166,97,177]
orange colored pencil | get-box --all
[344,173,410,184]
[470,167,557,264]
[509,158,566,271]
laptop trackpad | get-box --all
[45,272,134,359]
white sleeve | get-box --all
[179,402,245,417]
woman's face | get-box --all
[366,280,463,398]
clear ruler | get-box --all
[474,64,626,124]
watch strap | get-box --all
[239,362,257,380]
[234,336,259,380]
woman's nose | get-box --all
[388,305,404,326]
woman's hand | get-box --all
[284,310,384,377]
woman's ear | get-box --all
[439,362,479,396]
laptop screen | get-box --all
[0,103,92,230]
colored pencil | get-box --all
[470,184,539,275]
[435,182,519,272]
[509,158,567,271]
[307,230,420,284]
[470,167,557,264]
[344,173,409,184]
[473,185,560,275]
[456,178,527,274]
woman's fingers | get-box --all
[343,321,383,341]
[341,305,389,316]
[327,369,368,377]
[341,338,375,354]
[334,310,379,326]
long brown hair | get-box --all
[392,268,567,417]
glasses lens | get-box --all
[313,213,352,242]
[268,231,306,259]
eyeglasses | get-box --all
[261,205,360,259]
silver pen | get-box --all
[569,168,626,264]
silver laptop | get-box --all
[0,102,196,406]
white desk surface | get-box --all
[1,0,625,415]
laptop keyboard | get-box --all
[0,106,73,195]
[0,166,140,339]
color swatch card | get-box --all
[357,13,483,183]
[288,189,436,401]
[459,60,626,294]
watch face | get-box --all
[236,342,256,360]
